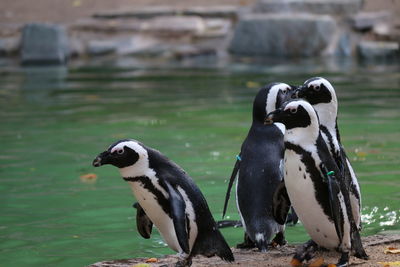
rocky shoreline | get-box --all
[1,0,399,65]
[88,234,400,267]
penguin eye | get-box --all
[314,85,321,91]
[290,108,297,114]
[117,148,124,155]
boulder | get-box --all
[93,6,176,19]
[0,37,20,55]
[358,41,399,59]
[182,6,239,19]
[253,0,363,16]
[350,11,391,31]
[21,23,69,65]
[87,40,117,56]
[229,13,337,57]
[140,16,206,36]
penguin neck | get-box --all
[119,157,156,179]
[284,121,319,148]
[313,101,337,137]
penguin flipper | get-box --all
[222,158,240,218]
[164,181,190,254]
[322,165,344,243]
[133,202,153,239]
[272,180,291,225]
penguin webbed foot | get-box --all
[236,233,256,249]
[335,251,349,267]
[292,239,319,265]
[272,231,287,247]
[175,255,193,267]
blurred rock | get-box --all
[253,0,363,16]
[68,38,85,58]
[196,19,232,38]
[87,36,159,57]
[87,40,117,56]
[172,44,217,59]
[93,6,176,19]
[182,6,239,19]
[72,18,141,32]
[229,14,337,57]
[93,6,239,20]
[0,37,20,55]
[358,41,399,59]
[21,23,69,65]
[351,11,391,31]
[140,16,206,36]
[335,32,353,57]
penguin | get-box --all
[294,77,362,230]
[92,139,234,266]
[265,100,368,266]
[222,82,295,252]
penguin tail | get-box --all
[352,231,369,260]
[209,228,235,262]
[191,227,234,262]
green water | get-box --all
[1,57,399,266]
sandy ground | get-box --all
[89,234,400,267]
[1,0,399,24]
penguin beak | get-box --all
[293,85,306,99]
[92,151,110,167]
[264,109,285,125]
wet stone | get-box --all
[229,13,337,57]
[21,23,69,65]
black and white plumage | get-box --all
[222,83,295,251]
[93,140,234,266]
[295,77,362,230]
[265,100,368,266]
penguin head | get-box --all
[294,77,337,105]
[294,77,338,128]
[93,139,150,176]
[265,100,320,143]
[253,82,295,123]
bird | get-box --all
[93,139,234,266]
[294,77,362,231]
[222,82,296,251]
[265,99,368,266]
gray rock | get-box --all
[229,13,337,57]
[72,18,141,32]
[21,23,69,65]
[335,32,353,57]
[196,18,232,38]
[358,41,399,59]
[93,6,176,19]
[253,0,363,16]
[351,11,391,31]
[140,16,206,36]
[87,40,117,56]
[182,6,239,19]
[0,37,20,55]
[93,6,239,20]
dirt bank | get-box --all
[89,234,400,267]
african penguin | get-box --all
[222,82,295,252]
[294,77,362,230]
[93,139,234,266]
[265,100,368,266]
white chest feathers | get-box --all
[283,149,350,250]
[127,175,198,253]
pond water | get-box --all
[0,57,399,266]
